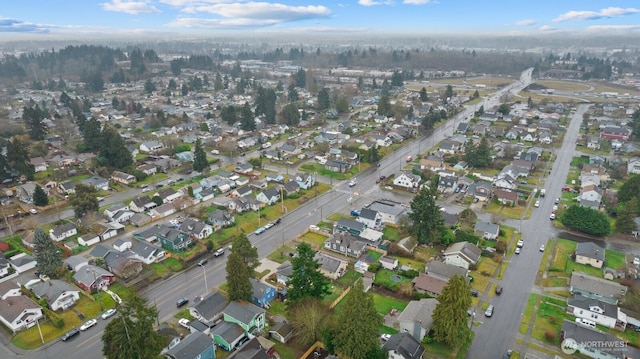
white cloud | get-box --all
[586,24,640,31]
[358,0,382,6]
[403,0,431,4]
[0,18,50,33]
[101,0,161,15]
[553,7,639,22]
[515,19,536,26]
[539,25,556,31]
[288,26,368,33]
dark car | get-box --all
[495,285,503,295]
[198,259,208,266]
[274,218,281,225]
[61,328,80,342]
[470,289,479,297]
[176,297,189,308]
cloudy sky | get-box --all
[1,0,640,37]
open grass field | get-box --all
[531,297,569,345]
[535,80,591,92]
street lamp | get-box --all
[470,311,476,330]
[198,263,208,296]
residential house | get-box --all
[250,279,276,308]
[103,250,145,279]
[456,123,470,133]
[130,213,152,227]
[134,224,191,251]
[425,261,469,281]
[379,256,399,270]
[324,232,367,258]
[156,188,183,203]
[81,176,109,191]
[281,180,300,195]
[314,252,348,280]
[441,211,459,227]
[0,294,44,333]
[180,218,213,240]
[575,242,605,269]
[256,188,280,206]
[627,158,640,175]
[103,204,130,221]
[16,183,39,204]
[231,186,252,198]
[335,218,367,235]
[64,255,89,272]
[165,332,215,359]
[31,280,80,311]
[211,321,246,352]
[587,136,601,150]
[439,140,461,155]
[324,159,350,173]
[393,171,421,190]
[150,203,176,218]
[382,333,425,359]
[368,200,408,225]
[222,301,266,333]
[130,241,166,264]
[420,155,445,171]
[495,189,518,206]
[356,208,382,230]
[293,172,315,189]
[129,196,156,213]
[9,254,36,273]
[468,181,492,202]
[140,140,164,153]
[570,271,627,305]
[412,273,448,297]
[110,171,136,185]
[137,163,157,176]
[559,320,640,359]
[567,294,627,331]
[74,265,114,292]
[49,223,77,242]
[275,261,293,286]
[190,292,228,323]
[443,241,482,269]
[437,176,457,194]
[57,181,76,195]
[494,176,517,190]
[30,157,48,173]
[206,209,235,229]
[397,298,438,342]
[600,126,630,141]
[474,221,499,240]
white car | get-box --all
[534,201,540,208]
[309,225,320,231]
[178,318,191,329]
[101,308,117,320]
[539,244,546,252]
[549,213,556,220]
[80,319,97,331]
[29,208,38,215]
[380,334,391,341]
[515,247,521,255]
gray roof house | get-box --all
[425,260,469,281]
[560,320,640,359]
[324,232,368,258]
[570,271,627,305]
[31,280,80,311]
[382,332,425,359]
[165,331,214,359]
[575,242,605,269]
[474,221,499,240]
[190,292,228,323]
[397,298,438,342]
[443,241,482,269]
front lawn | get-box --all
[531,297,570,345]
[299,232,329,249]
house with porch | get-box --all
[443,241,481,269]
[324,232,368,258]
[222,301,266,334]
[250,279,276,308]
[74,265,114,292]
[315,252,348,280]
[207,209,235,228]
[567,294,627,330]
[570,271,627,305]
[49,223,77,242]
[474,221,499,240]
[411,274,448,297]
[165,332,215,359]
[190,292,228,323]
[382,333,425,359]
[393,171,421,190]
[256,188,280,206]
[110,171,136,185]
[31,280,80,311]
[0,293,44,333]
[180,218,213,240]
[397,298,438,342]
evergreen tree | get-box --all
[33,228,62,277]
[419,87,428,102]
[192,139,208,172]
[334,281,381,359]
[0,153,10,182]
[97,126,133,169]
[377,95,391,117]
[281,103,301,126]
[226,251,252,301]
[33,185,49,207]
[22,105,48,141]
[431,274,472,347]
[287,83,299,102]
[102,293,164,359]
[287,243,331,304]
[464,137,491,168]
[408,182,444,244]
[444,84,454,102]
[616,198,638,233]
[221,105,237,125]
[317,88,330,111]
[82,117,102,152]
[618,175,640,203]
[6,138,35,180]
[239,102,256,131]
[231,235,259,271]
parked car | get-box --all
[254,227,266,235]
[515,247,521,255]
[534,200,540,208]
[101,308,117,320]
[198,259,208,266]
[61,328,80,342]
[309,225,320,231]
[178,318,191,329]
[29,208,38,215]
[549,213,556,220]
[380,333,391,341]
[484,304,494,317]
[554,198,560,204]
[80,319,97,331]
[517,239,524,248]
[176,298,189,308]
[470,289,479,297]
[348,178,357,187]
[350,210,361,217]
[264,221,275,230]
[539,244,546,252]
[495,286,503,295]
[214,248,225,257]
[274,218,282,225]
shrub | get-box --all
[549,316,557,325]
[494,240,506,254]
[544,330,555,342]
[44,308,64,328]
[404,269,419,279]
[367,262,381,273]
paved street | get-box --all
[466,103,589,359]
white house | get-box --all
[443,241,482,269]
[0,295,44,333]
[49,223,77,242]
[31,280,80,311]
[567,294,627,330]
[393,171,421,190]
[379,256,398,270]
[627,158,640,175]
[474,221,499,240]
[9,254,36,273]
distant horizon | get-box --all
[1,1,640,40]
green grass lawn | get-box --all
[531,297,569,345]
[519,293,539,334]
[299,232,329,249]
[373,269,411,291]
[367,250,383,260]
[382,226,402,241]
[336,270,362,287]
[372,293,408,316]
[605,249,626,270]
[266,246,297,263]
